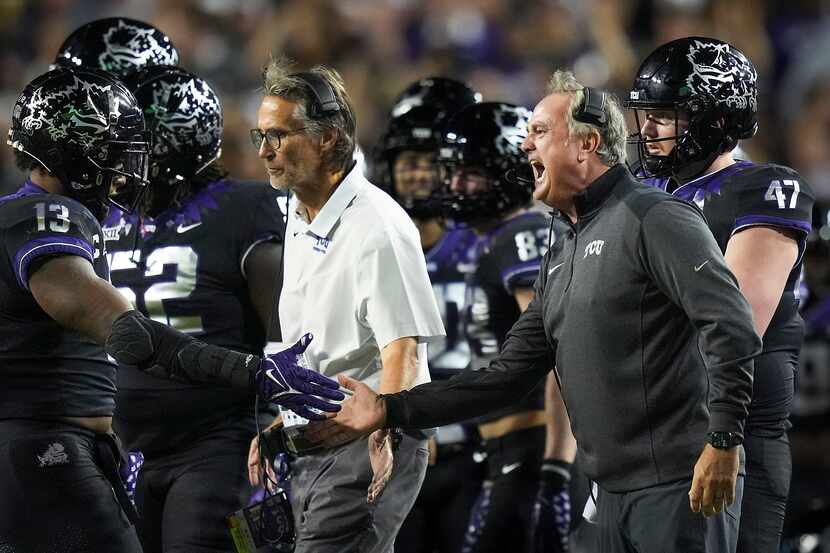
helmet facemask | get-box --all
[431,102,533,224]
[434,144,532,224]
[627,37,759,183]
[376,77,482,218]
[387,148,443,219]
[627,94,733,182]
[7,68,151,220]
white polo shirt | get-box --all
[279,164,445,392]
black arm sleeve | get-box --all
[640,200,761,437]
[105,310,259,390]
[384,255,554,429]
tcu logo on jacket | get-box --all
[584,240,605,258]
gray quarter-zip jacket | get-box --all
[384,164,761,492]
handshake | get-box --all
[254,333,345,420]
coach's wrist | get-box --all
[375,393,396,429]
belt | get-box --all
[478,410,546,440]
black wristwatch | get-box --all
[706,431,742,450]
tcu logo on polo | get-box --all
[584,240,605,258]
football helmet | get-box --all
[123,65,223,213]
[433,102,532,222]
[376,77,481,217]
[53,18,179,80]
[7,67,150,219]
[626,37,758,181]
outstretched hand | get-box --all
[304,375,388,448]
[255,333,345,420]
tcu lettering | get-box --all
[584,240,605,258]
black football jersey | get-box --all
[0,181,115,419]
[647,161,814,353]
[106,179,285,453]
[424,227,477,379]
[465,211,551,423]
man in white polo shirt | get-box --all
[250,59,445,553]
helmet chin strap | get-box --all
[671,147,722,184]
[669,116,727,184]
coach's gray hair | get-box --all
[545,70,627,166]
[262,57,357,172]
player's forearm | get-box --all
[379,336,419,394]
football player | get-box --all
[628,37,815,553]
[0,67,341,553]
[104,65,287,553]
[432,102,573,553]
[376,77,483,553]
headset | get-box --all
[574,87,607,129]
[291,71,340,119]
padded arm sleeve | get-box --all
[106,310,259,390]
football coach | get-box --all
[250,59,445,553]
[310,70,761,553]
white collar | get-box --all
[295,164,365,238]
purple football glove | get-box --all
[118,450,145,506]
[255,333,345,420]
[531,460,572,553]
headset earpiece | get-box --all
[574,87,607,129]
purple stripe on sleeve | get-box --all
[732,215,812,236]
[14,236,94,290]
[501,260,542,292]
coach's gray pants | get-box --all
[586,475,744,553]
[289,434,429,553]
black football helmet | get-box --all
[376,77,481,218]
[7,67,150,219]
[53,18,179,80]
[626,37,758,182]
[122,65,223,214]
[433,102,532,222]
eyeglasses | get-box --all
[250,127,309,150]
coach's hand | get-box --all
[367,429,394,504]
[304,375,388,448]
[688,444,739,517]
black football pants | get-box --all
[0,419,143,553]
[462,426,545,553]
[737,350,796,553]
[133,425,252,553]
[395,442,485,553]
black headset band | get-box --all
[574,87,607,129]
[291,71,340,119]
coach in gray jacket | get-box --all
[309,70,761,553]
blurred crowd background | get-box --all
[0,0,828,549]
